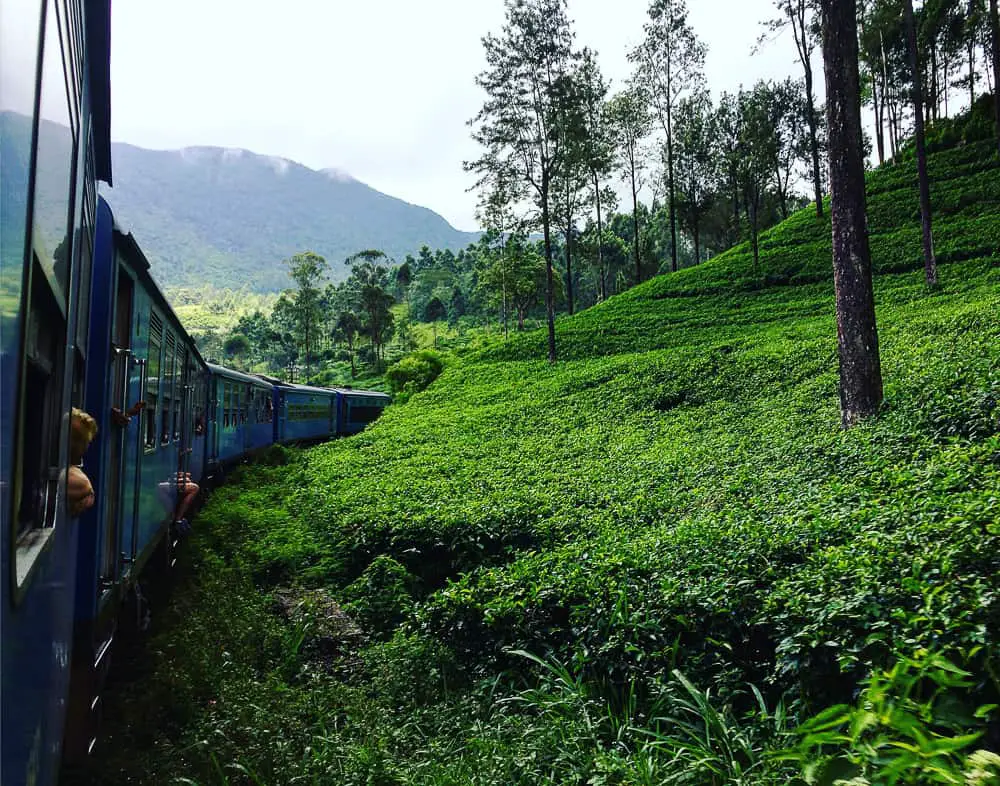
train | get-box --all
[0,3,390,783]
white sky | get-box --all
[109,0,815,232]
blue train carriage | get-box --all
[275,382,338,443]
[335,388,391,436]
[1,0,113,782]
[206,364,276,467]
[63,200,209,760]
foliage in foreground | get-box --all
[80,140,1000,785]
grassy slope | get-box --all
[86,139,1000,784]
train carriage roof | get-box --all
[334,388,391,401]
[279,383,339,397]
[206,364,273,388]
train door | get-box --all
[100,271,134,591]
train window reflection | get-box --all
[36,0,76,307]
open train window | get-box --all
[223,383,231,429]
[14,261,69,585]
[144,312,162,452]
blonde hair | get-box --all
[70,408,98,464]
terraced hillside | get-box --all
[87,136,1000,784]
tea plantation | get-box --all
[84,135,1000,785]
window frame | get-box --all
[10,0,92,595]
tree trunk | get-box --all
[565,210,575,315]
[820,0,884,427]
[593,170,606,302]
[693,217,701,265]
[630,161,641,284]
[968,38,977,108]
[666,58,678,272]
[881,31,898,158]
[747,189,760,273]
[904,0,938,287]
[929,42,939,123]
[991,0,1000,157]
[776,163,789,220]
[872,63,886,165]
[305,321,311,380]
[541,180,557,363]
[804,67,825,217]
[732,174,740,240]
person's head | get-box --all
[70,408,98,464]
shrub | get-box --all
[384,350,444,395]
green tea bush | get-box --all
[385,350,443,396]
[341,555,417,635]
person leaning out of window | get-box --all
[67,408,98,517]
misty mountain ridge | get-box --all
[102,137,479,293]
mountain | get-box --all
[102,140,479,292]
[1,112,478,294]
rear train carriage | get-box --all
[206,364,275,466]
[335,388,391,435]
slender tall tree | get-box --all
[467,0,579,363]
[476,165,524,339]
[763,0,826,216]
[575,49,614,304]
[736,83,780,273]
[344,250,396,366]
[607,87,652,285]
[820,0,884,426]
[630,0,706,272]
[284,251,329,380]
[903,0,938,287]
[673,90,717,264]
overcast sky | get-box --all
[109,0,815,232]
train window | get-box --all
[193,375,206,436]
[36,0,77,309]
[161,332,175,444]
[223,383,231,429]
[74,160,96,356]
[15,273,68,582]
[349,402,386,424]
[264,395,273,423]
[144,312,162,452]
[178,353,190,441]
